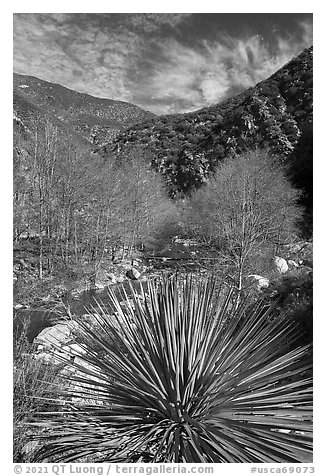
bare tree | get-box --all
[185,148,303,299]
[116,155,178,257]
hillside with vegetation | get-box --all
[14,73,156,146]
[108,46,312,207]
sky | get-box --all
[13,12,313,115]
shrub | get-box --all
[265,272,313,346]
[29,276,312,463]
[13,321,62,462]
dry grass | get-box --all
[13,321,62,462]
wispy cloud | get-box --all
[13,13,312,115]
[133,27,312,114]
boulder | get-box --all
[22,440,39,457]
[288,259,299,268]
[94,281,106,290]
[107,272,117,283]
[126,267,141,280]
[61,342,86,358]
[59,356,105,405]
[33,323,73,349]
[33,322,79,351]
[248,274,270,291]
[274,256,288,274]
[33,321,83,366]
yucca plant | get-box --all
[29,276,312,463]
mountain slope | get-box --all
[14,73,156,145]
[107,46,312,196]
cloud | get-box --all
[13,14,313,115]
[125,13,192,33]
[133,28,313,114]
[298,19,313,46]
[13,13,143,102]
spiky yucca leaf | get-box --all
[29,276,312,463]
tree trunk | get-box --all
[39,216,43,280]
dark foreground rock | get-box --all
[126,267,141,280]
